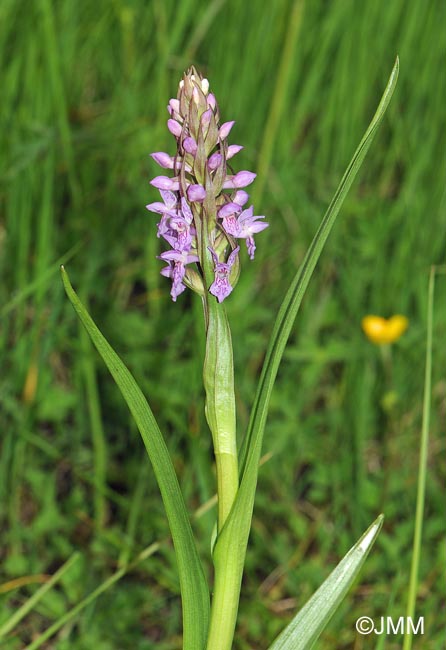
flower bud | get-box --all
[187,184,206,202]
[167,119,182,138]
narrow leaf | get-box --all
[239,57,399,476]
[0,553,80,639]
[268,516,383,650]
[61,268,209,650]
[212,59,399,633]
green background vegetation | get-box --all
[1,0,445,648]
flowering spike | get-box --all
[147,68,268,302]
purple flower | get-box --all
[222,171,256,189]
[208,246,240,302]
[207,93,216,110]
[147,68,268,302]
[227,144,243,159]
[146,189,177,216]
[219,121,235,140]
[187,184,206,202]
[233,190,249,207]
[233,206,269,259]
[218,202,242,237]
[159,249,199,301]
[167,216,193,251]
[208,152,223,171]
[183,137,198,155]
[150,152,174,169]
[167,119,182,137]
[167,99,181,119]
[150,176,180,191]
[201,108,213,129]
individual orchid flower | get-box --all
[208,246,240,303]
[159,249,199,301]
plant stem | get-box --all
[403,266,434,650]
[201,255,240,648]
[206,548,241,650]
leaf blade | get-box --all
[61,268,209,650]
[212,59,399,636]
[239,57,399,476]
[268,516,383,650]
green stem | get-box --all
[205,548,241,650]
[200,234,240,649]
[403,267,434,650]
[203,300,241,650]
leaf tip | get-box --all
[391,56,400,82]
[358,514,384,553]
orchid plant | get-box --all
[62,61,399,650]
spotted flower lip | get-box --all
[208,246,240,303]
[361,315,408,344]
[147,67,269,302]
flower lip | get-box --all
[208,245,240,302]
[361,315,408,344]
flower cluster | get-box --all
[146,68,268,302]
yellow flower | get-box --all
[361,315,408,345]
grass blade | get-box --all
[402,266,435,650]
[23,542,160,650]
[268,516,383,650]
[61,267,209,650]
[0,553,80,639]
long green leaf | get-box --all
[61,268,209,650]
[239,57,399,476]
[268,515,383,650]
[212,58,399,631]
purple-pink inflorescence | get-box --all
[146,68,268,302]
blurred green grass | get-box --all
[0,0,445,648]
